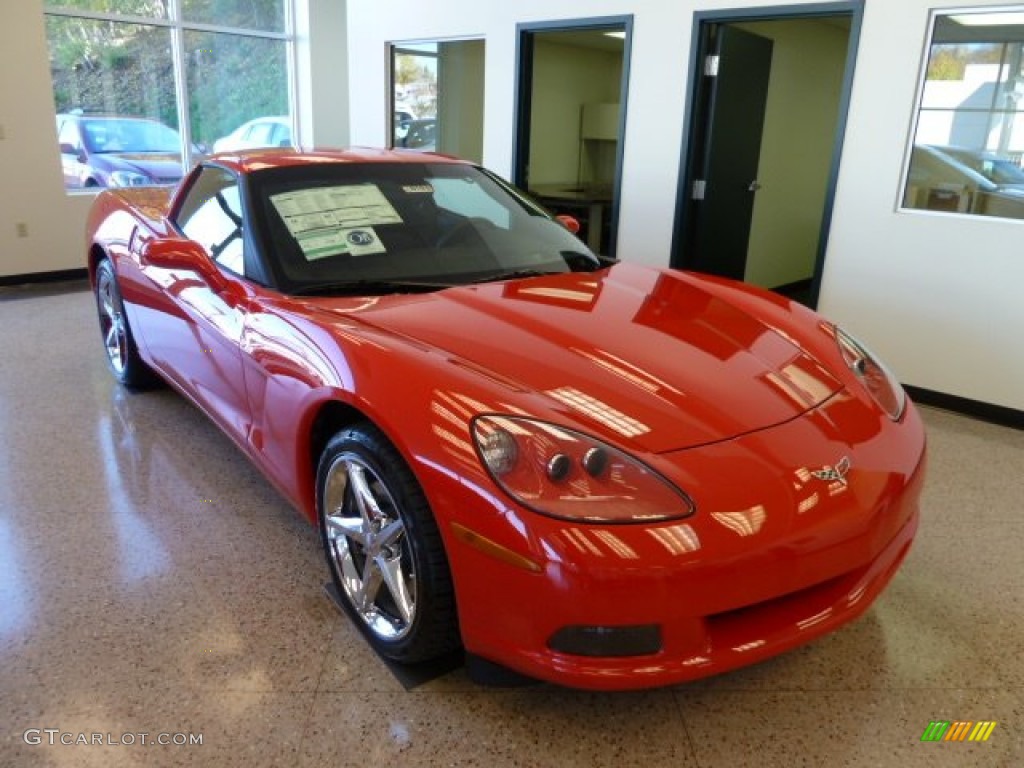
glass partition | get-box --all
[903,9,1024,219]
[45,0,292,191]
[389,39,485,163]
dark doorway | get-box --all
[689,26,774,280]
[673,3,863,307]
[514,17,632,257]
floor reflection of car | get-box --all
[399,118,436,151]
[904,144,1024,219]
[56,113,188,189]
[212,116,291,153]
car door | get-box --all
[139,165,253,442]
[57,119,86,188]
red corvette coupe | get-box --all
[86,148,925,690]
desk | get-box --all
[529,183,613,253]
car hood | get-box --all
[97,152,184,181]
[328,264,843,453]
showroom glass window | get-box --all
[903,9,1024,220]
[44,0,292,191]
[389,39,485,163]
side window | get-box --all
[175,166,245,275]
[249,122,276,146]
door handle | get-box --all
[748,181,762,192]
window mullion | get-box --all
[44,6,173,28]
[180,20,289,40]
[284,0,299,148]
[169,0,193,173]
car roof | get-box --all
[211,147,469,173]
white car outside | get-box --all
[213,116,291,153]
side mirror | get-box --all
[59,142,76,155]
[555,214,581,235]
[141,238,229,293]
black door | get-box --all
[686,26,773,280]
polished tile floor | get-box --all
[1,282,1021,767]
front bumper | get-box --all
[444,394,927,690]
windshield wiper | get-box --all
[291,279,453,297]
[467,268,562,284]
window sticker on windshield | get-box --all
[297,226,386,261]
[270,184,399,261]
[402,184,434,194]
[271,184,401,230]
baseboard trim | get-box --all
[906,385,1023,431]
[0,268,89,287]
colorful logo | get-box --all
[920,721,997,742]
[347,230,374,246]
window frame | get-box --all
[899,5,1024,221]
[388,41,439,150]
[43,1,298,191]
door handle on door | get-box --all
[748,181,762,192]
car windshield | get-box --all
[82,118,182,154]
[248,161,602,294]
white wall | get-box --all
[819,0,1024,411]
[346,0,1024,412]
[437,40,485,163]
[0,0,347,279]
[295,0,351,148]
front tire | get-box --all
[317,423,459,663]
[95,259,157,389]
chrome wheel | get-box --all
[97,269,127,375]
[322,453,416,641]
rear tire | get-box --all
[95,259,158,389]
[317,423,460,663]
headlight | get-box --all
[109,171,151,187]
[835,327,906,420]
[472,415,694,523]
